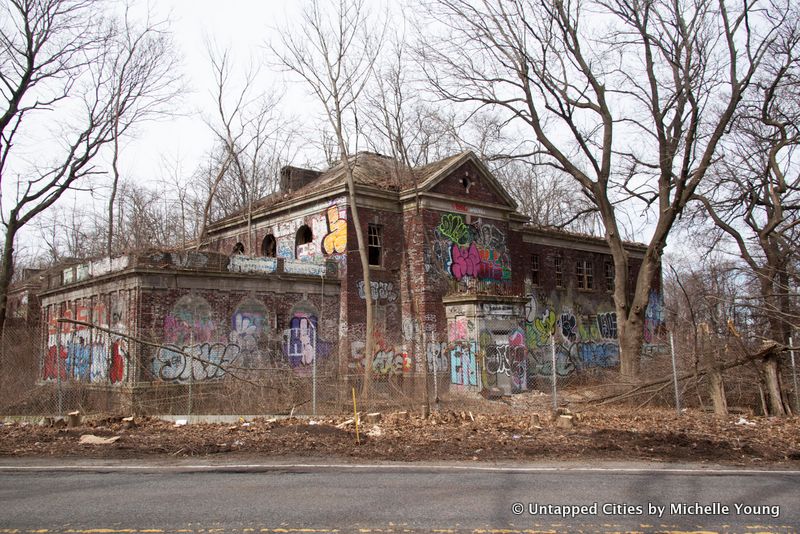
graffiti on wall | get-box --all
[264,199,347,265]
[426,341,450,374]
[644,289,665,343]
[228,255,278,274]
[43,296,129,384]
[483,332,528,393]
[153,294,247,383]
[356,281,398,302]
[448,316,472,342]
[163,295,216,345]
[283,311,317,369]
[450,341,478,386]
[431,214,512,283]
[229,298,268,368]
[322,205,347,254]
[153,343,241,382]
[284,260,327,276]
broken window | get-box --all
[261,234,276,257]
[295,225,313,258]
[232,242,245,255]
[368,224,383,266]
[531,254,540,286]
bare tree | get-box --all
[273,0,385,398]
[691,10,800,414]
[194,45,292,252]
[496,158,601,233]
[419,0,785,379]
[106,4,181,256]
[0,0,180,328]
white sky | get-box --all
[7,0,707,262]
[122,0,310,185]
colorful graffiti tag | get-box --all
[151,294,246,383]
[265,200,347,263]
[153,343,241,382]
[163,295,216,345]
[644,290,665,343]
[432,214,512,283]
[229,298,268,368]
[322,205,347,254]
[43,298,129,384]
[283,311,317,369]
[450,341,478,386]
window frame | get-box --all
[554,256,564,288]
[531,254,540,286]
[576,259,594,290]
[367,223,383,267]
[604,259,615,292]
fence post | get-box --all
[56,320,63,416]
[432,337,439,405]
[790,335,799,415]
[187,332,193,418]
[670,332,681,415]
[312,323,317,417]
[550,333,557,411]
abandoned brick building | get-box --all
[16,151,664,404]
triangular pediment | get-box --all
[407,152,518,211]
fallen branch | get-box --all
[586,341,782,405]
[56,318,269,388]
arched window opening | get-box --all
[261,234,276,257]
[295,225,313,258]
[232,242,245,255]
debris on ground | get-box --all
[79,434,121,445]
[1,405,798,465]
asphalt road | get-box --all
[0,461,798,533]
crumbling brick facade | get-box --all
[27,151,663,403]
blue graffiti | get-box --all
[67,342,91,380]
[450,341,478,386]
[576,342,619,368]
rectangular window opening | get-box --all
[531,254,540,286]
[554,256,564,288]
[368,224,383,266]
[605,260,615,292]
[577,260,594,290]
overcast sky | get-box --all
[123,0,305,184]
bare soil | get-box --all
[2,402,799,466]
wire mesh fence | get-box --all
[1,318,797,418]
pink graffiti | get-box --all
[450,243,481,280]
[449,243,510,282]
[164,315,215,344]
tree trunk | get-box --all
[339,155,374,401]
[761,273,790,416]
[708,368,728,417]
[762,355,787,416]
[618,313,643,379]
[0,221,18,331]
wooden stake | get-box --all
[352,387,360,445]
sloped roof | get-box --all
[210,150,506,228]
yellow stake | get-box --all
[352,387,360,444]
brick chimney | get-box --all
[280,166,322,193]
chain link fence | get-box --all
[1,319,797,418]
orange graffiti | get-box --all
[322,206,346,254]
